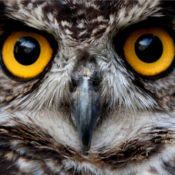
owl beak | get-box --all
[72,76,100,154]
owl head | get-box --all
[0,0,175,174]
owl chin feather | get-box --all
[0,0,175,175]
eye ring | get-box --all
[1,31,53,79]
[123,27,175,76]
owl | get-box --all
[0,0,175,174]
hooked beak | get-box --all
[72,75,100,154]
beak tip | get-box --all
[81,133,91,147]
[79,128,92,154]
[82,149,89,156]
[81,143,90,156]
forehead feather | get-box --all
[3,0,160,42]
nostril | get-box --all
[69,80,76,93]
[70,71,101,93]
[72,78,78,88]
[70,74,80,92]
[92,78,101,87]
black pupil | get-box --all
[135,34,163,63]
[14,37,40,65]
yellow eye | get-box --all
[1,31,53,79]
[123,27,175,76]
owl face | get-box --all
[0,0,175,174]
